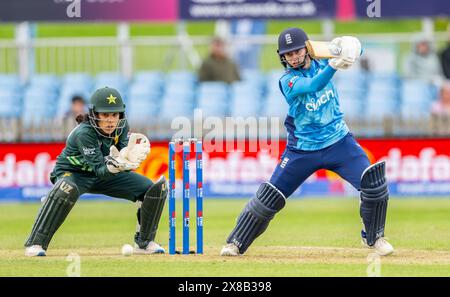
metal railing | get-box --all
[2,32,449,76]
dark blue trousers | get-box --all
[270,133,370,197]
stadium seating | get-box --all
[57,73,93,116]
[0,69,440,140]
[400,79,435,119]
[230,82,261,117]
[0,75,22,118]
[0,89,22,118]
[197,82,229,117]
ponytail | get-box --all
[75,113,89,124]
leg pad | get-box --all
[226,182,286,254]
[135,176,168,248]
[360,162,389,246]
[25,178,79,250]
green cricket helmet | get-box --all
[88,87,127,139]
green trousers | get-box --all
[50,170,153,202]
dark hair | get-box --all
[75,113,89,124]
[72,95,85,104]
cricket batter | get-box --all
[25,87,167,256]
[221,28,394,256]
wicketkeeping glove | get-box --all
[105,145,140,174]
[119,133,151,164]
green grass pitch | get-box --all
[0,197,449,277]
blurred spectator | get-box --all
[431,81,450,135]
[402,36,443,83]
[439,25,450,79]
[198,37,241,83]
[431,81,450,115]
[67,95,86,119]
[63,95,86,135]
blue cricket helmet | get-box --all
[277,28,309,55]
[277,28,309,68]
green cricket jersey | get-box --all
[53,121,129,180]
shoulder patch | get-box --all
[288,76,299,88]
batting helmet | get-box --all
[277,28,309,68]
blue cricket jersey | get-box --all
[278,59,349,151]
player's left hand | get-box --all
[329,36,361,70]
[120,133,151,164]
[106,145,140,173]
[340,36,362,62]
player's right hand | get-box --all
[120,133,151,164]
[105,145,140,173]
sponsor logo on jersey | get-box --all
[82,146,96,156]
[305,88,335,111]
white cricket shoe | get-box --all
[220,243,240,256]
[25,245,46,257]
[134,241,165,254]
[362,237,394,256]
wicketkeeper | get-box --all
[25,87,167,256]
[221,28,394,256]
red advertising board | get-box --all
[1,138,450,200]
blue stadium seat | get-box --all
[364,72,400,120]
[196,82,229,117]
[0,74,22,91]
[400,79,435,119]
[366,89,399,120]
[127,93,161,125]
[367,72,399,92]
[240,69,266,89]
[29,74,60,91]
[261,95,288,118]
[22,88,58,130]
[338,96,363,120]
[231,81,264,98]
[334,69,368,86]
[57,88,90,117]
[134,71,164,83]
[0,89,22,118]
[401,79,434,104]
[230,82,261,117]
[160,94,193,120]
[129,83,161,100]
[267,70,285,81]
[95,72,128,97]
[54,73,92,116]
[166,70,197,83]
[63,73,92,85]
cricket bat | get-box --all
[306,40,342,59]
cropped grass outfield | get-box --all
[0,198,449,276]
